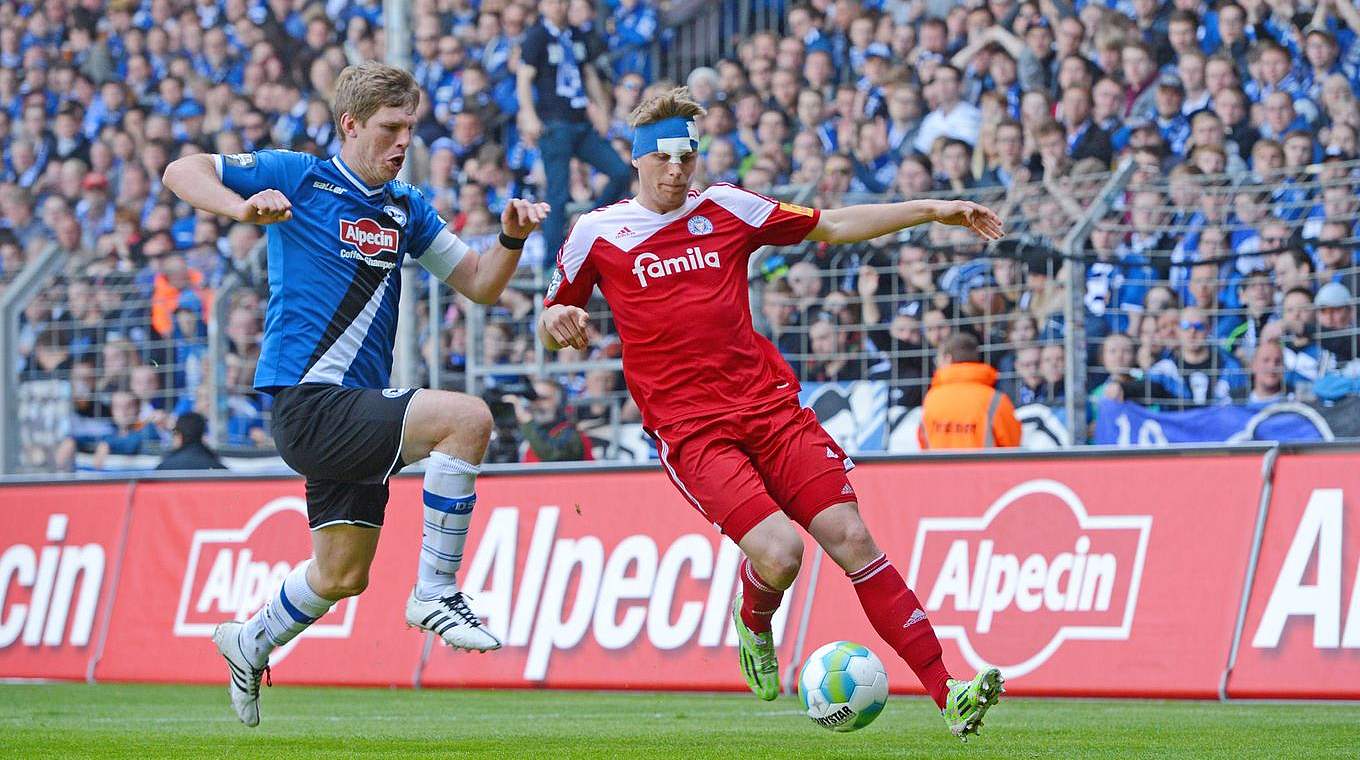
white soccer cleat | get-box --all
[212,621,270,728]
[405,590,501,652]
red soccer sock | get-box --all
[849,553,951,709]
[739,556,785,634]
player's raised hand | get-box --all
[541,304,590,351]
[237,189,292,225]
[501,199,551,239]
[935,200,1004,241]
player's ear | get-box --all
[630,157,639,170]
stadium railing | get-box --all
[3,160,1359,473]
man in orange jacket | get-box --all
[919,332,1021,449]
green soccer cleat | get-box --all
[731,592,780,701]
[942,667,1005,742]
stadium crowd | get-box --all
[2,0,1359,468]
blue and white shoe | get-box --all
[212,621,270,727]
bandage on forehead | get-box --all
[632,116,699,162]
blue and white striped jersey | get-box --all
[216,150,468,392]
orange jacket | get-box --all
[151,270,210,338]
[918,362,1022,449]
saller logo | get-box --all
[631,247,719,288]
[339,218,399,256]
[174,497,357,657]
[905,479,1151,678]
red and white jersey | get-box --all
[544,183,821,428]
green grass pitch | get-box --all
[2,683,1358,758]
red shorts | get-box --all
[647,397,856,543]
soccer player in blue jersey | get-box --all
[163,62,548,727]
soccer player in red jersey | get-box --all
[538,87,1005,740]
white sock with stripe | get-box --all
[415,451,479,602]
[239,560,335,668]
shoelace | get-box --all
[751,632,778,672]
[438,592,482,628]
[250,664,272,698]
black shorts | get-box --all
[271,383,419,529]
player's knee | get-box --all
[314,567,369,599]
[465,397,494,441]
[762,539,803,588]
[828,516,877,558]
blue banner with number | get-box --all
[1091,398,1359,445]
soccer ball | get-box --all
[797,640,889,732]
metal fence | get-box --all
[3,158,1358,473]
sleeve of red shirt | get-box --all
[542,224,599,309]
[750,195,821,248]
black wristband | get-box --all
[498,231,526,250]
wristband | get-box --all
[498,231,526,250]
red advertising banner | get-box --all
[0,483,130,680]
[1227,453,1360,699]
[94,479,426,686]
[8,449,1358,699]
[796,456,1265,698]
[419,470,806,692]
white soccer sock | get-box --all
[415,451,479,601]
[240,560,335,668]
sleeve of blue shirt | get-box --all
[215,149,312,199]
[405,187,447,258]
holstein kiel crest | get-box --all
[174,497,357,656]
[339,218,399,257]
[687,215,713,236]
[905,479,1151,678]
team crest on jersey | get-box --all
[382,205,407,226]
[224,152,255,168]
[339,218,399,256]
[687,215,713,236]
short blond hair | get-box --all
[331,62,420,142]
[628,86,706,128]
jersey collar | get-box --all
[331,155,383,197]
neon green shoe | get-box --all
[942,667,1005,741]
[731,592,780,701]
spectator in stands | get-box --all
[1150,305,1245,406]
[1268,287,1328,385]
[1274,247,1316,296]
[1224,269,1281,362]
[805,319,862,383]
[518,0,631,261]
[915,64,981,154]
[1002,344,1046,406]
[1237,339,1289,404]
[1316,222,1360,296]
[1316,283,1358,371]
[156,411,226,471]
[56,389,154,471]
[1039,343,1066,406]
[919,332,1020,449]
[510,377,591,462]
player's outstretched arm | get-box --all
[162,154,292,224]
[806,199,1004,245]
[445,199,550,304]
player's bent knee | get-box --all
[313,568,370,599]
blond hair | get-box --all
[627,85,706,128]
[331,62,420,142]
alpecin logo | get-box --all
[339,218,399,256]
[905,479,1151,678]
[631,247,720,288]
[174,497,357,659]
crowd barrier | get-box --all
[1,446,1356,699]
